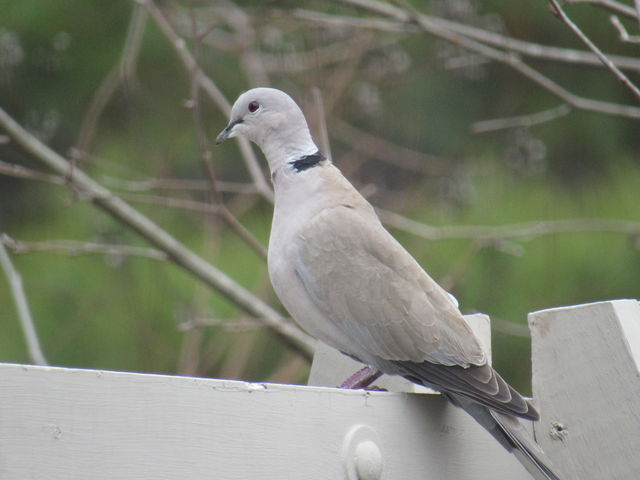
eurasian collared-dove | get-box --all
[217,87,560,480]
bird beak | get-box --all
[216,119,242,144]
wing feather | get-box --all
[294,205,485,366]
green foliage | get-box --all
[1,1,639,393]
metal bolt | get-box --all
[354,440,383,480]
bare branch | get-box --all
[490,316,531,338]
[219,0,269,86]
[73,5,148,156]
[376,209,640,242]
[322,0,640,118]
[259,34,400,73]
[185,9,268,262]
[178,315,267,332]
[119,193,268,260]
[471,104,572,133]
[293,8,640,73]
[0,159,267,259]
[0,159,67,185]
[140,0,274,202]
[2,234,168,261]
[101,175,260,194]
[610,14,640,44]
[549,0,640,102]
[0,237,48,365]
[332,120,455,175]
[310,87,332,162]
[565,0,640,20]
[0,104,314,360]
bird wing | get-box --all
[292,204,486,367]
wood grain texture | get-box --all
[530,299,640,480]
[0,362,530,479]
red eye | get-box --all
[248,101,259,113]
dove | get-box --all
[216,87,561,480]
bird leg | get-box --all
[339,366,383,389]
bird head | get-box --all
[216,88,318,169]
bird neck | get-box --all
[259,127,320,176]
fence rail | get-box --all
[0,300,638,479]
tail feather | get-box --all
[449,393,561,480]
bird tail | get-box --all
[449,394,561,480]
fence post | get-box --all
[529,299,640,480]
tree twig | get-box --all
[140,0,274,202]
[471,104,572,133]
[310,87,332,162]
[549,0,640,102]
[332,120,454,175]
[0,159,67,185]
[0,237,48,365]
[73,5,148,157]
[186,7,268,261]
[2,234,168,261]
[293,8,640,73]
[565,0,639,20]
[0,159,267,259]
[101,175,260,194]
[376,209,640,242]
[0,104,314,360]
[399,0,640,117]
[296,6,640,118]
[610,14,640,44]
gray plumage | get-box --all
[217,87,561,480]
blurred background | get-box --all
[1,0,639,394]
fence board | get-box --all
[0,362,530,479]
[530,299,640,480]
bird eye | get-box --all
[248,101,259,113]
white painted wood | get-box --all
[0,362,531,480]
[308,313,491,393]
[529,299,640,480]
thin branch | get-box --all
[610,15,640,44]
[186,7,268,262]
[140,0,274,202]
[0,238,48,365]
[73,5,148,156]
[332,120,454,175]
[101,175,260,194]
[119,193,268,259]
[293,8,640,73]
[565,0,640,20]
[439,240,484,292]
[549,0,640,102]
[219,0,270,87]
[2,234,168,261]
[0,159,67,185]
[321,0,640,118]
[259,33,400,73]
[376,209,640,242]
[0,104,314,360]
[178,315,267,332]
[490,316,531,338]
[0,160,267,259]
[310,87,332,162]
[471,104,572,133]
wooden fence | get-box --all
[0,300,638,479]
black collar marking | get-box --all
[289,151,326,173]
